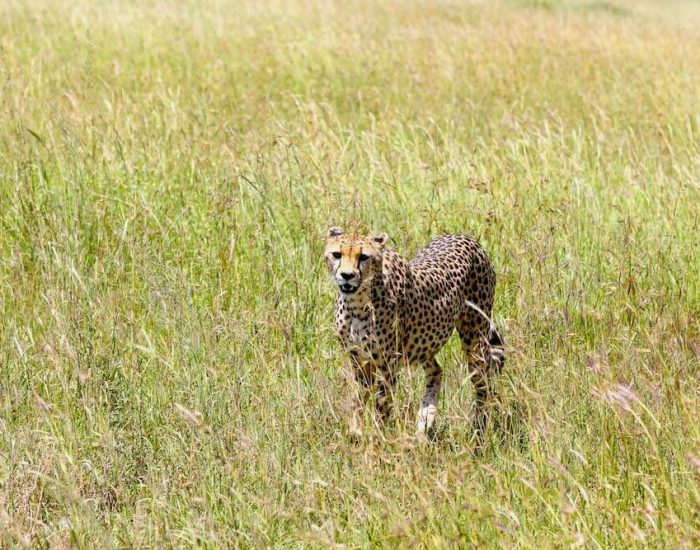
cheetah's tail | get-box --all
[464,300,506,373]
[488,325,506,373]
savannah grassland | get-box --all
[1,0,699,546]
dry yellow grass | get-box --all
[1,0,699,546]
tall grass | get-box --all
[1,0,699,546]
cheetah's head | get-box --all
[324,227,389,295]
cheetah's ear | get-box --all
[327,227,344,238]
[373,233,389,248]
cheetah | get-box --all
[324,227,505,440]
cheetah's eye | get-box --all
[331,252,342,259]
[359,254,370,262]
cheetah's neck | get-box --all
[336,283,372,318]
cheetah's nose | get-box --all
[340,272,354,281]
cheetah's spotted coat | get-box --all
[324,228,505,439]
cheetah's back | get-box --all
[399,235,496,364]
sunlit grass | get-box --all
[1,0,699,546]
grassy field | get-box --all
[1,0,699,546]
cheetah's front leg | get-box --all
[416,358,443,437]
[374,364,397,425]
[348,355,374,439]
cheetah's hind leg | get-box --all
[457,306,504,445]
[416,358,442,439]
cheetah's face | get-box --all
[324,227,389,295]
